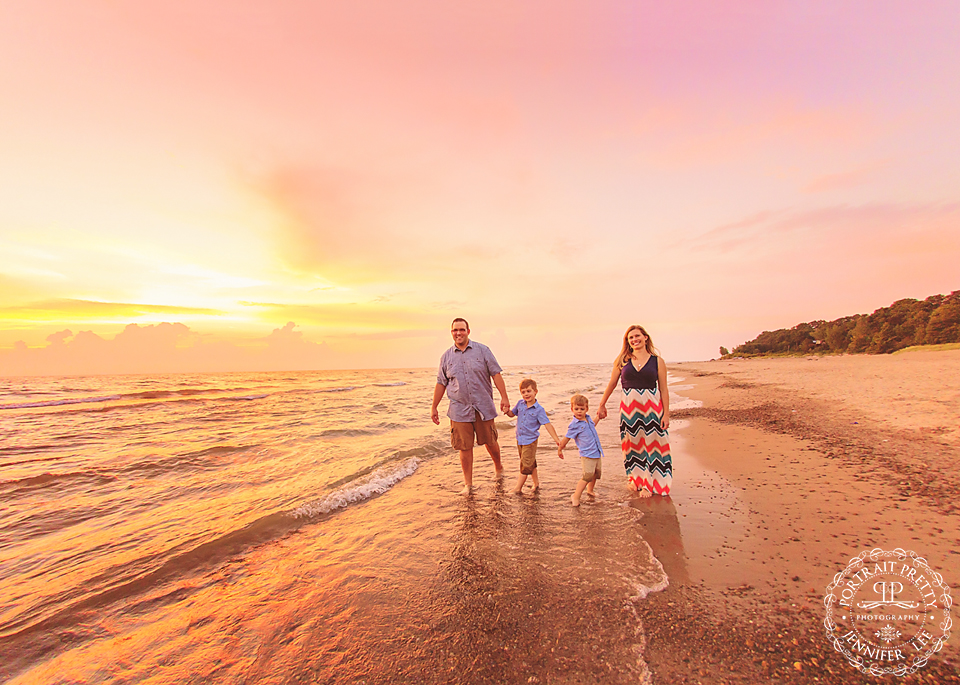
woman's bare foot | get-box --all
[460,484,473,495]
[636,488,652,499]
[494,469,504,480]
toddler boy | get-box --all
[557,394,604,507]
[505,379,560,493]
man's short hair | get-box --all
[519,378,537,391]
[451,317,469,330]
[570,394,589,408]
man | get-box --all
[432,317,511,494]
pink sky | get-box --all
[1,1,958,375]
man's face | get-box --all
[451,322,470,347]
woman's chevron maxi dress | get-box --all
[619,356,672,495]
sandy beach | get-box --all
[629,349,960,684]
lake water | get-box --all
[1,363,699,684]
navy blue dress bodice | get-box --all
[620,355,658,391]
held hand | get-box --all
[557,448,564,460]
[500,397,511,414]
[596,404,607,422]
[431,407,440,425]
[662,411,670,430]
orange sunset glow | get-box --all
[2,1,959,376]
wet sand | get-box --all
[631,349,960,684]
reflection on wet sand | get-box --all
[628,495,690,585]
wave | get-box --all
[292,457,420,518]
[319,428,378,438]
[0,452,424,649]
[0,395,123,410]
[373,382,407,387]
[0,470,119,493]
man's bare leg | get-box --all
[484,441,504,478]
[459,448,474,494]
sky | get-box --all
[1,1,959,376]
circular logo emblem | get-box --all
[824,548,953,677]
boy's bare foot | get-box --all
[571,495,581,507]
[586,491,596,498]
[532,485,540,492]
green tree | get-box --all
[925,291,960,344]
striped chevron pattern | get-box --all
[619,387,672,495]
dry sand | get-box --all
[624,349,960,684]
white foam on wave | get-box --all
[670,394,702,411]
[373,382,407,387]
[627,562,671,600]
[292,457,420,518]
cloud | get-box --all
[803,160,891,194]
[0,298,223,321]
[238,300,437,330]
[634,101,875,171]
[0,322,336,377]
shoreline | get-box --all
[630,350,960,683]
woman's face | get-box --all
[627,328,647,352]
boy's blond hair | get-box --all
[570,394,589,409]
[519,378,537,391]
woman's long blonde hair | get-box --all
[616,324,658,368]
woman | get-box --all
[596,325,671,497]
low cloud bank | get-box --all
[0,322,334,377]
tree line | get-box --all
[723,290,960,357]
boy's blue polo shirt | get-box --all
[565,416,604,459]
[512,400,551,446]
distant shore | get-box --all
[632,349,960,683]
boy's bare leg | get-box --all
[459,448,474,494]
[484,441,504,478]
[513,473,527,494]
[585,479,596,497]
[531,467,539,490]
[571,478,589,507]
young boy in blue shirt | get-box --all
[557,394,603,507]
[505,379,561,494]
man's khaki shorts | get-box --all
[517,440,538,475]
[450,411,499,451]
[581,456,602,482]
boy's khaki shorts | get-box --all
[581,456,602,482]
[450,411,498,451]
[517,440,538,475]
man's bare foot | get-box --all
[571,495,581,507]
